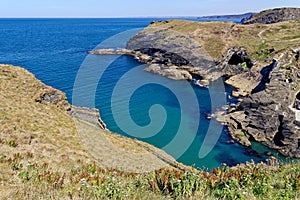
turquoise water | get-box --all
[0,18,283,169]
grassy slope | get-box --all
[0,53,300,198]
[74,118,177,173]
[146,19,300,61]
[0,64,173,199]
[0,64,90,171]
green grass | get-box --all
[145,19,300,62]
[1,27,300,199]
[2,151,300,199]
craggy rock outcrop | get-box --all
[127,25,215,68]
[126,22,219,81]
[88,48,193,80]
[35,85,71,111]
[91,14,300,157]
[217,47,253,78]
[244,7,300,24]
[89,46,250,82]
[225,49,300,157]
[126,22,254,82]
[34,78,108,130]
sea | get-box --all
[0,18,285,170]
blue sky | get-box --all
[0,0,299,18]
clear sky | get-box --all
[0,0,300,18]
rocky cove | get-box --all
[89,9,300,158]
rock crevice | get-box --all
[223,49,300,157]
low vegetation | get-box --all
[147,19,300,61]
[1,151,300,199]
[1,48,300,199]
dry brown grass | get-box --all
[0,64,180,199]
[0,37,299,198]
[74,118,173,173]
[146,20,300,61]
[0,64,175,172]
[0,65,91,173]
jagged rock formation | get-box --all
[35,87,71,111]
[127,27,216,68]
[225,48,300,157]
[90,10,300,157]
[244,7,300,24]
[126,21,219,81]
[89,48,194,80]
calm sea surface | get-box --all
[0,18,284,169]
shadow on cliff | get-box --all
[251,59,277,94]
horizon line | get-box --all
[1,6,298,19]
[0,11,262,19]
[0,15,214,19]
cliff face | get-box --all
[244,7,300,24]
[126,19,300,82]
[125,13,300,157]
[127,21,216,68]
[226,49,300,157]
[126,20,221,81]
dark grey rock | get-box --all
[244,8,300,24]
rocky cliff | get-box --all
[124,11,300,157]
[244,7,300,24]
[126,18,300,82]
[223,49,300,157]
[126,20,219,81]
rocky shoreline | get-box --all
[222,49,300,158]
[89,48,197,81]
[90,46,300,157]
[90,10,300,158]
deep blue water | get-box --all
[0,18,284,169]
[197,17,242,23]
